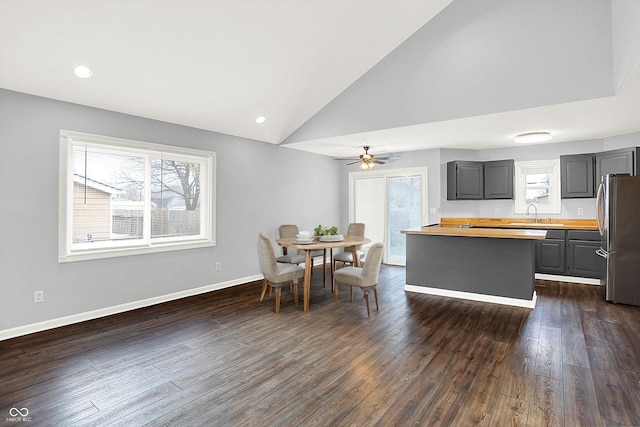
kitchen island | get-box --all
[402,225,547,308]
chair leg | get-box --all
[374,288,379,311]
[293,281,299,306]
[333,279,339,309]
[332,258,340,291]
[275,288,281,314]
[350,286,353,302]
[322,249,327,287]
[260,279,268,302]
[329,249,333,290]
[363,291,371,317]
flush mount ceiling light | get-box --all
[73,65,93,79]
[255,116,266,124]
[514,131,552,144]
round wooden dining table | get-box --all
[276,235,370,312]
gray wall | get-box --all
[604,131,640,150]
[2,88,638,335]
[338,134,639,226]
[0,89,342,332]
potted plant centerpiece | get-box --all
[314,225,344,241]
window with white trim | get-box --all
[59,130,216,262]
[514,159,561,214]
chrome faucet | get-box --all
[526,203,539,223]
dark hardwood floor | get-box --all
[2,265,640,426]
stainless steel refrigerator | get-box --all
[596,174,640,306]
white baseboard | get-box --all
[0,274,263,341]
[535,273,602,285]
[404,284,537,309]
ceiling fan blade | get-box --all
[336,147,397,165]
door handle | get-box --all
[596,182,605,236]
[596,247,608,259]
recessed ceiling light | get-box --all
[514,131,552,144]
[74,65,93,79]
[255,116,266,124]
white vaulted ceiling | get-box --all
[1,0,639,159]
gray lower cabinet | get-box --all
[535,229,605,279]
[566,230,605,279]
[560,153,595,198]
[595,147,638,183]
[535,230,565,274]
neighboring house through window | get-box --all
[59,130,216,262]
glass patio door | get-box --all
[350,167,427,266]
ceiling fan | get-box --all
[335,146,391,170]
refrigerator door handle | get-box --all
[596,181,605,236]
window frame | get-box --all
[59,130,216,263]
[514,159,561,214]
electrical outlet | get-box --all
[578,207,584,216]
[216,262,221,271]
[429,208,437,214]
[34,290,44,303]
[494,208,500,215]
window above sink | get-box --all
[514,159,562,214]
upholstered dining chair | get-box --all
[277,224,328,285]
[258,233,304,313]
[276,225,306,265]
[333,242,383,317]
[332,222,366,270]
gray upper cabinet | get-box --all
[447,160,513,200]
[447,161,483,200]
[560,153,595,198]
[595,147,638,183]
[484,160,514,199]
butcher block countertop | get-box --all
[402,225,548,240]
[439,217,598,230]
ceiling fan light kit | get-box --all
[360,162,375,170]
